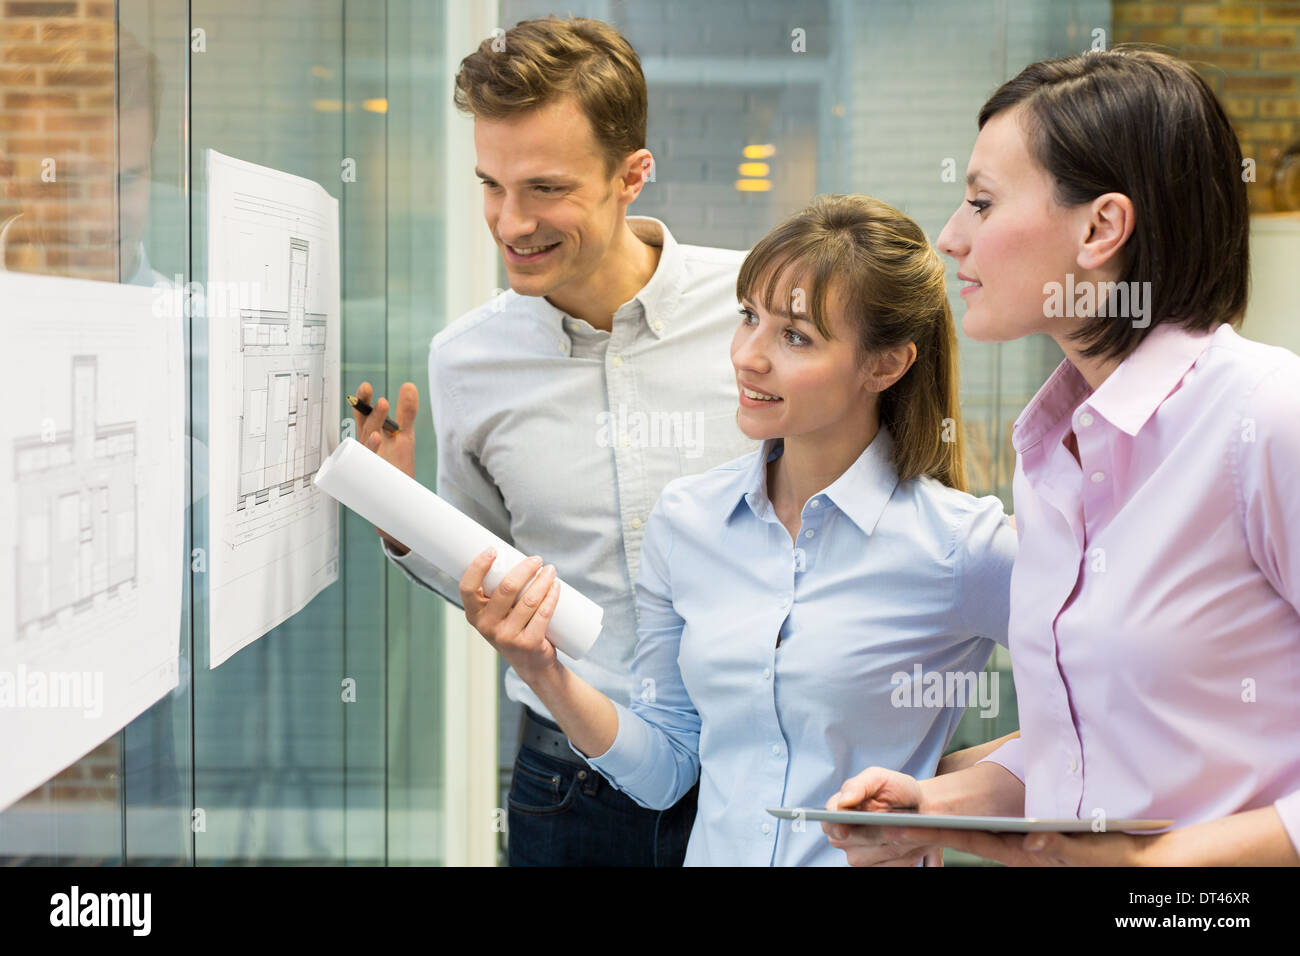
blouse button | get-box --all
[1079,412,1095,427]
[804,529,815,539]
[1090,471,1105,484]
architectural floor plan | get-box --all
[13,357,137,639]
[235,237,327,520]
[205,150,340,667]
[0,273,184,811]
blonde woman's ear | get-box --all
[866,342,918,392]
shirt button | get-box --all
[1090,471,1105,484]
[1068,757,1079,773]
[559,342,569,354]
[779,596,790,609]
[611,354,623,369]
[653,320,664,332]
[804,529,815,539]
[761,822,772,834]
[630,517,642,530]
[762,667,771,679]
[622,436,631,448]
[1078,412,1095,428]
[771,744,781,755]
[809,498,821,509]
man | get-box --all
[353,15,756,866]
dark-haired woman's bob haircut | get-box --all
[979,47,1249,362]
[736,194,967,492]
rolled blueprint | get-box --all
[314,437,603,659]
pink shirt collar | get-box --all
[1013,321,1221,453]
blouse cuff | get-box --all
[975,737,1026,784]
[570,699,653,791]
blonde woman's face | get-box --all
[473,94,628,298]
[936,104,1083,343]
[729,278,872,443]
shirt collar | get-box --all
[623,215,683,339]
[527,215,683,349]
[726,427,900,536]
[1013,322,1219,452]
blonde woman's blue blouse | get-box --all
[576,427,1018,866]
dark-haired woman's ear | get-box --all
[1075,191,1135,273]
[864,342,918,393]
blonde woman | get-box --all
[461,195,1017,866]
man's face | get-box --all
[473,95,630,298]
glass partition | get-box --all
[0,0,452,866]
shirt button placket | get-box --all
[608,314,647,572]
[1075,411,1111,530]
[795,497,824,573]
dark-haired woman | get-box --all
[458,194,1017,866]
[826,48,1300,866]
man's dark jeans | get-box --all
[507,709,698,866]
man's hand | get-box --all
[459,548,562,686]
[822,767,944,867]
[353,380,418,554]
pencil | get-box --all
[347,394,401,433]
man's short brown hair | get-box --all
[453,16,647,179]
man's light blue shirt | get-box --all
[580,428,1018,866]
[383,217,758,720]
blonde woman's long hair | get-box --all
[737,194,967,491]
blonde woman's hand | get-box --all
[822,767,944,867]
[459,549,562,686]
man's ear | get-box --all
[619,148,655,206]
[864,342,917,393]
[1076,191,1134,273]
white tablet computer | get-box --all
[766,808,1174,832]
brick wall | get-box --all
[1114,0,1300,212]
[0,0,117,278]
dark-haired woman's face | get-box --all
[729,280,873,444]
[936,105,1087,344]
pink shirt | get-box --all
[978,321,1300,853]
